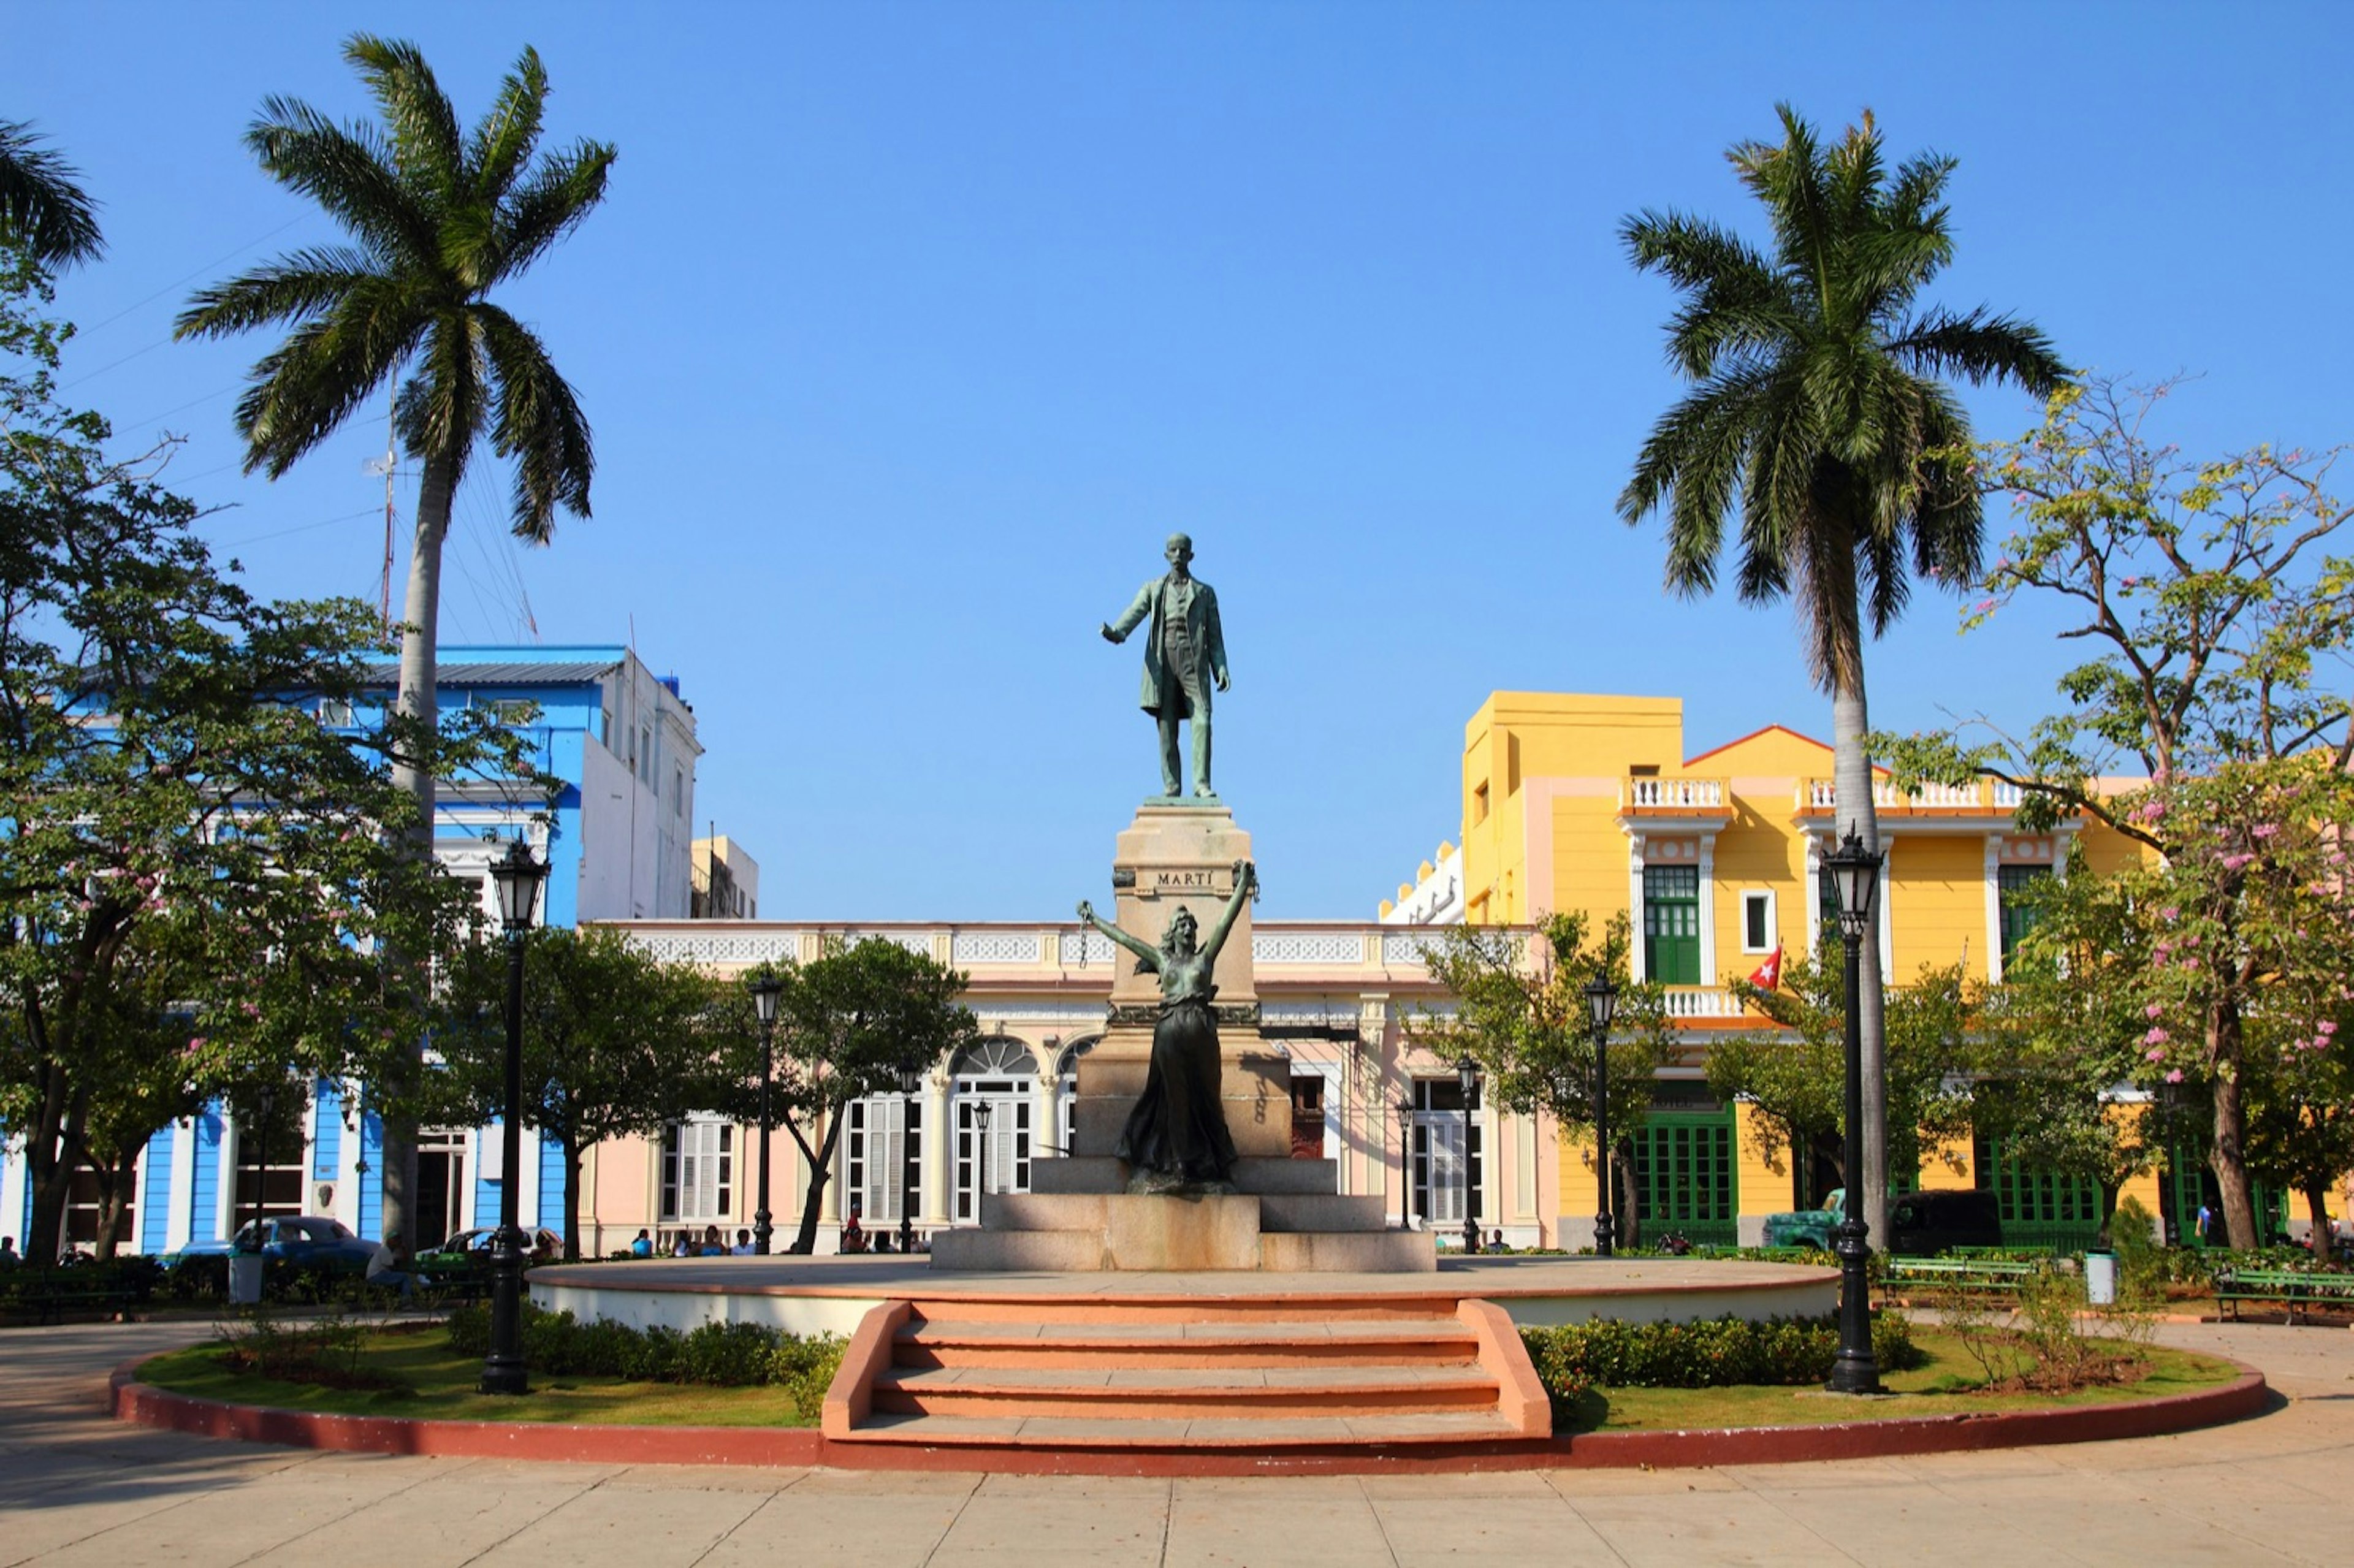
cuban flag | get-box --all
[1747,944,1784,991]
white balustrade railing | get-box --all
[1659,987,1740,1019]
[1628,776,1726,810]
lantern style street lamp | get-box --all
[971,1097,994,1212]
[1822,826,1884,1395]
[1454,1056,1480,1255]
[479,837,546,1397]
[1586,974,1620,1258]
[747,974,785,1255]
[896,1057,924,1255]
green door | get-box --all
[1643,865,1701,984]
[1632,1111,1738,1247]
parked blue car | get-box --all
[162,1214,377,1291]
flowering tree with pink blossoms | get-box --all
[1882,380,2354,1247]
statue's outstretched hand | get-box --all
[1076,900,1098,927]
[1099,623,1121,644]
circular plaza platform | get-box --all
[524,1251,1842,1337]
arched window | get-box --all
[950,1038,1038,1219]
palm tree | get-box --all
[1617,106,2066,1247]
[0,119,103,267]
[177,36,615,1247]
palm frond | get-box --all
[491,137,618,283]
[0,118,103,266]
[230,276,423,477]
[467,46,549,202]
[343,34,463,200]
[475,303,594,541]
[245,98,433,268]
[174,246,381,338]
[1886,306,2070,397]
[395,310,488,469]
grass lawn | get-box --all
[1569,1330,2242,1434]
[137,1326,820,1428]
[140,1323,2242,1439]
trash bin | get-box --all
[2084,1250,2117,1306]
[228,1253,265,1306]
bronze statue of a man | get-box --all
[1100,533,1228,799]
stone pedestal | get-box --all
[1068,803,1291,1161]
[931,798,1436,1273]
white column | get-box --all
[1626,831,1648,982]
[924,1070,951,1223]
[1031,1065,1055,1177]
[215,1113,240,1240]
[520,1125,543,1230]
[128,1140,152,1254]
[1697,830,1720,984]
[1,1133,26,1250]
[1984,836,2006,983]
[462,1128,483,1230]
[167,1119,196,1250]
[299,1084,320,1205]
[335,1102,362,1232]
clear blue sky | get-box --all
[10,2,2350,919]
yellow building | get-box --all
[1449,691,2168,1247]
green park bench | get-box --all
[1880,1256,2043,1300]
[2214,1268,2354,1325]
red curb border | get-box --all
[108,1355,2272,1477]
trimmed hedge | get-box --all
[1517,1312,1924,1420]
[445,1303,844,1420]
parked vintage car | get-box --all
[161,1214,377,1291]
[1759,1189,2004,1255]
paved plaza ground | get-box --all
[2,1315,2348,1566]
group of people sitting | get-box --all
[620,1211,928,1258]
[628,1225,757,1257]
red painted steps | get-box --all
[824,1294,1550,1450]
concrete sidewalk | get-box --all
[2,1317,2345,1566]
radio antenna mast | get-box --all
[364,376,399,637]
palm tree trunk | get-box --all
[1830,671,1891,1254]
[377,450,457,1253]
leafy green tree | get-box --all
[440,926,722,1258]
[1705,951,1978,1205]
[1412,911,1669,1246]
[1880,381,2354,1245]
[0,254,504,1264]
[0,120,102,268]
[175,36,616,1247]
[704,940,979,1255]
[1618,105,2067,1245]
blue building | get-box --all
[2,644,704,1258]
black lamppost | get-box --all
[479,837,545,1398]
[1823,826,1884,1395]
[1586,974,1620,1258]
[896,1057,924,1255]
[1453,1056,1480,1255]
[747,973,784,1255]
